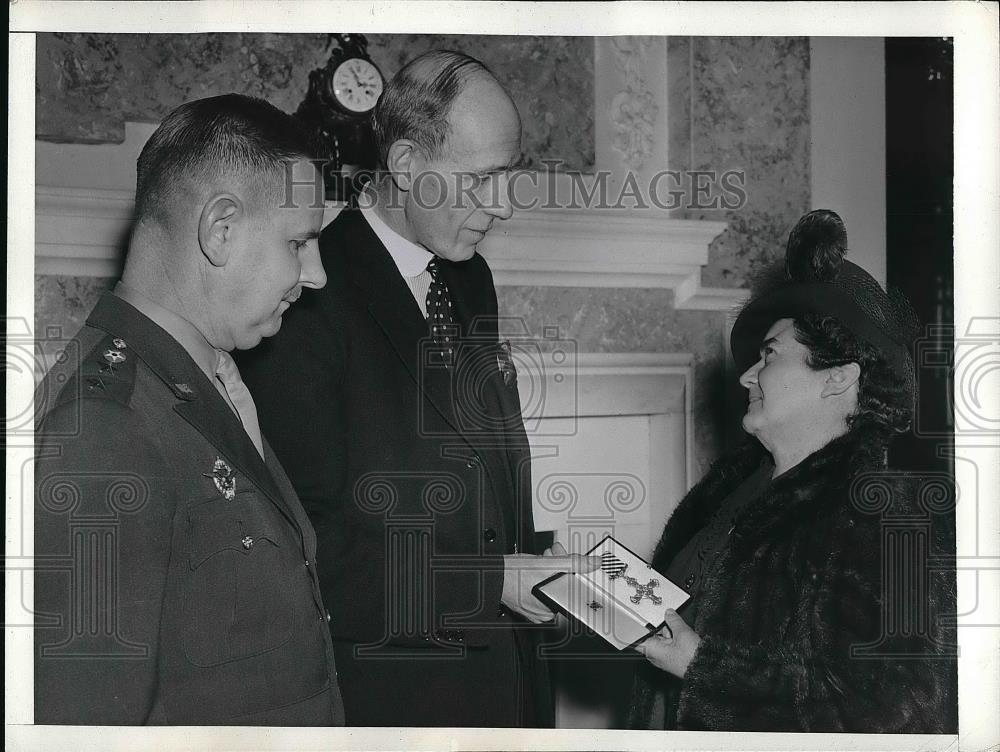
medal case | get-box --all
[534,535,689,650]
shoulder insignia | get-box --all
[75,333,139,406]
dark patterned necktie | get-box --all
[425,257,458,367]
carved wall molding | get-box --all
[608,36,661,171]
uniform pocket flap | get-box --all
[188,493,281,569]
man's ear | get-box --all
[198,194,242,267]
[385,139,418,192]
[822,361,861,397]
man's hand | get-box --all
[635,609,701,678]
[500,542,600,624]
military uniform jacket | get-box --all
[34,293,345,725]
[238,207,551,724]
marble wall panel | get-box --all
[35,32,594,170]
[34,275,116,374]
[666,36,812,288]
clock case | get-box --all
[294,33,383,202]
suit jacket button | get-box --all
[483,528,497,543]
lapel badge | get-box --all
[497,340,517,388]
[112,337,127,349]
[103,349,126,365]
[203,457,236,500]
[173,382,195,400]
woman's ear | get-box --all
[385,139,418,192]
[198,194,241,267]
[822,361,861,397]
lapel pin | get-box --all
[497,340,517,388]
[113,337,127,349]
[103,349,126,365]
[173,383,195,400]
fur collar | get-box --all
[652,429,887,572]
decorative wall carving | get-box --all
[608,37,661,170]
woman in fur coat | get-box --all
[629,210,957,732]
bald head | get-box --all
[370,50,521,263]
[371,50,518,169]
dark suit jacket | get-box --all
[34,293,345,725]
[238,207,552,726]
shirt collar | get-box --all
[113,281,221,382]
[359,202,433,278]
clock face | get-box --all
[332,58,384,114]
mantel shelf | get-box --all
[34,125,746,311]
[35,183,747,312]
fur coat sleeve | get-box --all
[632,432,957,733]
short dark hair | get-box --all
[793,312,915,442]
[135,93,320,221]
[371,50,492,168]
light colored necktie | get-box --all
[215,350,265,459]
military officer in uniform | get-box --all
[239,51,597,727]
[33,94,345,725]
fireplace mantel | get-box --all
[35,124,747,312]
[35,182,743,311]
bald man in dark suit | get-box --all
[240,51,597,727]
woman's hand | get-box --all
[635,609,701,678]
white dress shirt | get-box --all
[359,202,434,317]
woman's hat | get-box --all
[730,210,920,376]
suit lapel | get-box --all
[87,294,296,527]
[438,258,522,515]
[333,211,522,542]
[336,209,471,437]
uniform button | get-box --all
[497,605,507,618]
[483,528,497,543]
[466,455,481,469]
[456,630,465,642]
[304,559,310,568]
[684,575,695,588]
[325,609,332,623]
